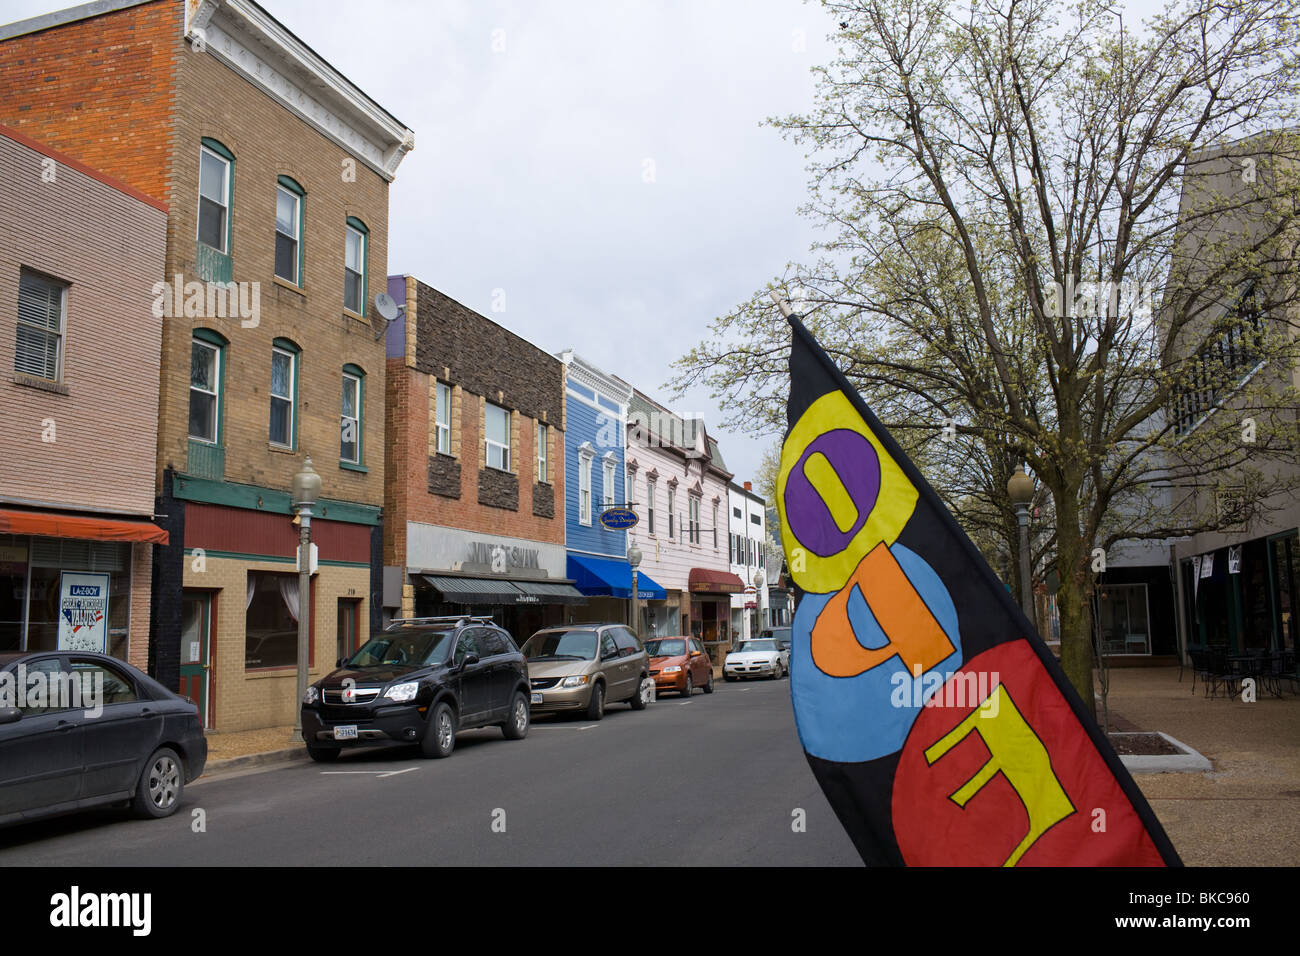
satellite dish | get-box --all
[374,292,400,322]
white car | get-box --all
[724,638,789,681]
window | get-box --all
[453,630,481,668]
[341,366,363,464]
[275,178,304,285]
[485,402,511,471]
[435,381,451,455]
[712,503,718,549]
[189,334,222,443]
[269,342,297,448]
[603,457,616,509]
[689,495,701,544]
[579,447,594,525]
[668,486,676,539]
[15,270,65,380]
[344,218,368,314]
[647,477,656,534]
[1174,283,1267,436]
[198,142,232,253]
[246,571,302,669]
[751,513,762,525]
[537,422,548,482]
[733,506,742,519]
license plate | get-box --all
[530,692,543,704]
[333,725,357,740]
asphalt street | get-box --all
[0,676,860,866]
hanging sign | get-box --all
[1227,546,1242,574]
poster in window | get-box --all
[57,571,110,652]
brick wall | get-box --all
[0,0,178,206]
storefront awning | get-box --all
[567,554,667,601]
[422,575,587,606]
[512,580,588,605]
[0,508,168,544]
[688,568,745,594]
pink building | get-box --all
[0,124,168,669]
[625,389,741,663]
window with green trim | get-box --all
[190,330,227,443]
[198,140,233,254]
[344,218,367,314]
[342,365,364,464]
[275,176,304,285]
[269,339,299,448]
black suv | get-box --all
[300,616,530,761]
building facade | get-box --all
[557,352,650,623]
[383,277,583,641]
[0,124,168,670]
[0,0,414,731]
[727,481,770,642]
[625,391,738,660]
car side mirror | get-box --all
[336,657,347,668]
[461,653,480,669]
[0,706,21,725]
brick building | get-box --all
[383,276,584,641]
[0,0,414,731]
[0,124,168,667]
[624,391,739,660]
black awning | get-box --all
[422,575,524,605]
[512,580,588,605]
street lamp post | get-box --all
[627,540,642,632]
[1006,463,1037,632]
[292,456,321,743]
[754,566,766,637]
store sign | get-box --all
[1227,545,1242,574]
[599,507,639,530]
[1200,553,1214,578]
[58,572,110,652]
[467,541,541,571]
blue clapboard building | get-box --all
[556,349,665,623]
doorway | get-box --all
[180,590,214,728]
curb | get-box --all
[204,746,308,776]
[1117,732,1213,774]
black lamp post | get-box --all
[1007,463,1036,631]
[292,456,321,742]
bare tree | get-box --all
[671,0,1300,711]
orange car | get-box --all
[646,636,714,697]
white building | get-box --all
[728,481,769,642]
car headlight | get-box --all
[560,675,589,688]
[662,665,681,673]
[302,686,319,705]
[385,681,420,703]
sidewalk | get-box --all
[1104,665,1300,866]
[204,725,303,773]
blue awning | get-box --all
[567,554,667,601]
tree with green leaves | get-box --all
[671,0,1300,712]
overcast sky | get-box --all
[5,0,841,489]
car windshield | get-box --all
[522,630,598,661]
[644,638,686,657]
[347,631,452,668]
[737,640,777,652]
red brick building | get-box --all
[383,276,584,641]
[0,0,414,730]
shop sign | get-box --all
[1227,545,1242,574]
[57,572,110,652]
[599,507,638,530]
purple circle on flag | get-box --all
[785,429,880,557]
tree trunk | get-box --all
[1053,489,1097,721]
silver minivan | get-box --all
[523,623,652,720]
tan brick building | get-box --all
[0,124,168,668]
[383,276,584,642]
[0,0,413,730]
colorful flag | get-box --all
[777,315,1180,866]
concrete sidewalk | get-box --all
[204,725,304,774]
[1105,665,1300,866]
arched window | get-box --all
[270,337,300,449]
[341,363,366,467]
[275,175,305,286]
[198,138,234,254]
[344,216,369,315]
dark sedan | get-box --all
[0,650,207,827]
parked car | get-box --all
[522,623,651,719]
[760,627,793,659]
[645,635,713,697]
[724,638,789,681]
[299,616,531,761]
[0,650,207,827]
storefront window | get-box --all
[245,571,301,669]
[1095,584,1150,655]
[23,538,130,659]
[1270,533,1298,652]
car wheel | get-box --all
[630,675,651,710]
[585,681,605,721]
[131,747,184,819]
[682,674,693,698]
[703,669,714,694]
[421,702,456,758]
[306,743,340,763]
[502,692,529,740]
